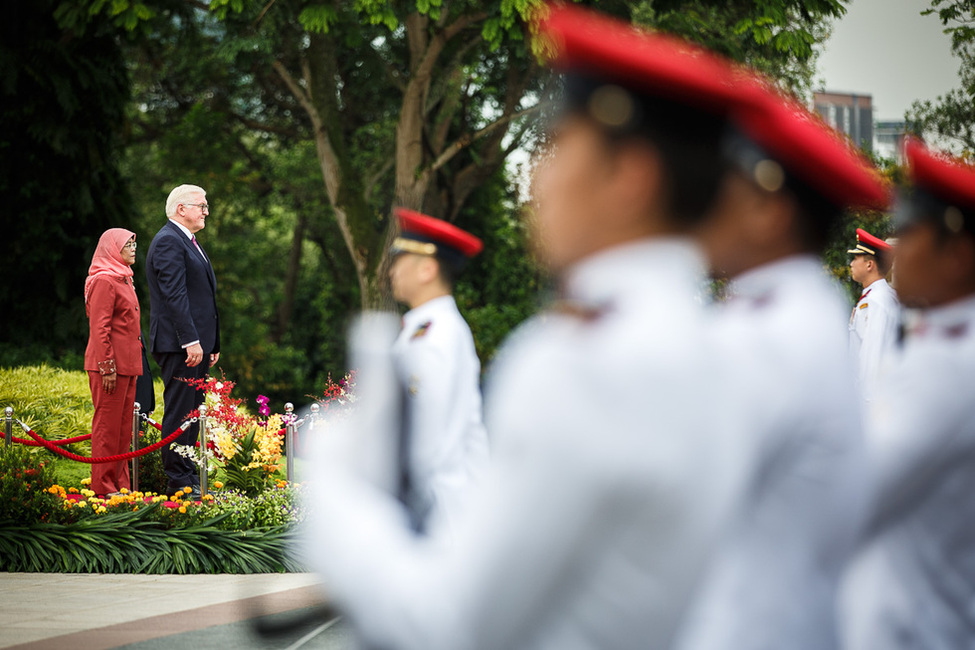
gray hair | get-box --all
[165,184,207,219]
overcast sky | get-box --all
[816,0,962,121]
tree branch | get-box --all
[429,104,542,174]
[272,59,315,119]
[365,157,395,203]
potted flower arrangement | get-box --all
[173,376,285,497]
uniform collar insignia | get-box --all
[411,321,433,340]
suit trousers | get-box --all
[156,352,210,493]
[88,372,137,496]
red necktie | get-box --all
[192,236,207,261]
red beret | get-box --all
[731,88,891,211]
[847,227,892,256]
[393,208,483,259]
[536,3,757,117]
[904,137,975,212]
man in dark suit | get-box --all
[146,184,220,498]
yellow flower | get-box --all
[120,488,129,494]
[178,506,187,514]
[182,486,193,494]
[213,481,224,489]
[47,486,58,494]
[202,494,214,502]
[81,478,91,486]
[97,506,106,513]
[68,487,79,494]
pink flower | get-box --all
[256,395,270,417]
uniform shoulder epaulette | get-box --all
[411,321,433,340]
[859,302,869,310]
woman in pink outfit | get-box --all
[84,228,142,496]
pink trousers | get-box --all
[88,372,137,496]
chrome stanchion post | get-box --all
[4,407,12,448]
[131,402,141,493]
[309,402,320,432]
[284,402,295,483]
[197,404,208,497]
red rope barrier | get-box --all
[18,421,190,464]
[11,432,93,447]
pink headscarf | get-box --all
[85,228,136,304]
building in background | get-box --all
[814,91,874,153]
[874,121,908,163]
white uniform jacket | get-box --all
[392,294,489,535]
[849,278,900,401]
[675,256,868,650]
[842,294,975,650]
[300,238,752,650]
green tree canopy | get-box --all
[908,0,975,153]
[0,0,133,360]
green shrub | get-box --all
[0,364,166,486]
[197,484,305,530]
[0,445,65,524]
[0,505,302,574]
[135,423,170,496]
[0,365,95,457]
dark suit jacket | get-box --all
[146,220,220,355]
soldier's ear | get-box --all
[417,255,441,284]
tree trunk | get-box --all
[273,212,307,343]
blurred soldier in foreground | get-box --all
[841,138,975,649]
[675,85,890,649]
[299,4,756,648]
[387,207,489,538]
[848,227,900,401]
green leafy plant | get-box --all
[0,505,302,574]
[135,423,170,496]
[0,445,64,524]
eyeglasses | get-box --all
[183,203,209,212]
[123,241,137,250]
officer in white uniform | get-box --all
[841,138,975,649]
[298,5,758,648]
[674,78,889,650]
[848,227,900,401]
[387,207,489,536]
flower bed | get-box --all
[0,444,305,573]
[0,371,357,574]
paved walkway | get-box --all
[0,573,352,649]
